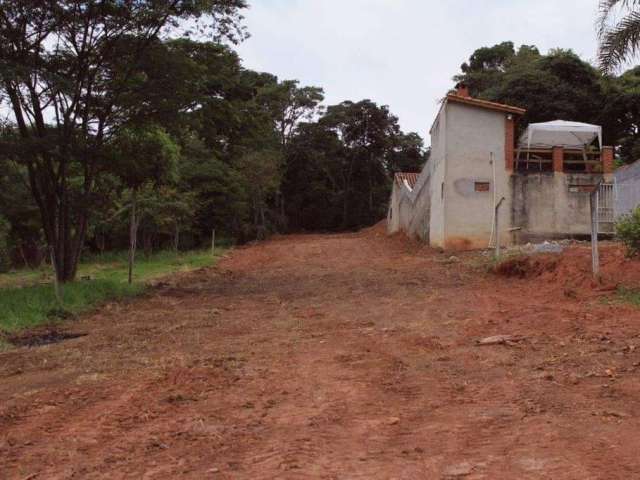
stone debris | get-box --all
[476,334,524,346]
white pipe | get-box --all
[489,152,497,248]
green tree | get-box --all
[0,0,246,282]
[598,0,640,73]
[601,66,640,161]
[260,80,325,148]
[236,150,283,239]
[110,126,179,283]
[0,215,10,272]
[455,44,609,137]
[282,100,423,231]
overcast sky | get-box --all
[236,0,603,143]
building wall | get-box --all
[615,161,640,218]
[406,173,431,240]
[387,183,401,234]
[510,173,608,241]
[427,105,446,247]
[442,103,511,250]
[386,98,611,248]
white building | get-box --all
[388,84,615,250]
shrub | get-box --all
[616,207,640,256]
[0,216,10,272]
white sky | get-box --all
[237,0,603,143]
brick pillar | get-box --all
[455,83,470,98]
[552,146,564,173]
[602,146,614,174]
[505,116,515,171]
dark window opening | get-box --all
[475,182,490,192]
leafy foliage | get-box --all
[0,0,246,282]
[598,0,640,73]
[453,42,640,157]
[0,216,10,273]
[616,207,640,256]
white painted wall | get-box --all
[443,103,510,250]
[386,97,608,250]
[427,106,446,247]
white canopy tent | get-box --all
[520,120,602,150]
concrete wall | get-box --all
[510,173,606,241]
[442,103,510,250]
[406,172,431,240]
[427,105,446,247]
[386,98,610,249]
[615,161,640,217]
[387,183,401,234]
[387,171,432,241]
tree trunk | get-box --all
[143,232,153,257]
[128,189,138,285]
[173,224,180,252]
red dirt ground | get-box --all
[3,226,640,479]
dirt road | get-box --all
[2,226,640,479]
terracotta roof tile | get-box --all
[395,172,419,190]
[446,94,526,115]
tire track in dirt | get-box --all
[2,226,640,478]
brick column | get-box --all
[552,146,564,173]
[602,146,614,174]
[505,116,515,171]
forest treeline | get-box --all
[0,2,425,278]
[3,3,640,282]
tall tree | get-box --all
[262,80,325,148]
[110,126,179,284]
[283,100,423,231]
[455,44,608,135]
[0,0,246,282]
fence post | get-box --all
[590,187,600,277]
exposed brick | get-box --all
[602,146,615,174]
[455,83,470,98]
[505,116,515,171]
[552,146,564,172]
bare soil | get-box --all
[2,225,640,479]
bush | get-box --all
[0,216,10,272]
[616,207,640,256]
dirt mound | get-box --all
[495,243,640,296]
[358,219,388,237]
[493,254,560,279]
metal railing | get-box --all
[598,183,615,227]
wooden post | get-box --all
[591,188,600,277]
[211,229,215,256]
[494,197,506,259]
[128,189,137,285]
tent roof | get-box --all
[520,120,602,149]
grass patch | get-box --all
[614,286,640,307]
[0,249,225,335]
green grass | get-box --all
[0,249,226,334]
[614,286,640,307]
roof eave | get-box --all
[445,94,526,116]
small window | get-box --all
[441,182,444,199]
[569,185,595,193]
[475,182,490,192]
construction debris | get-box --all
[476,335,524,346]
